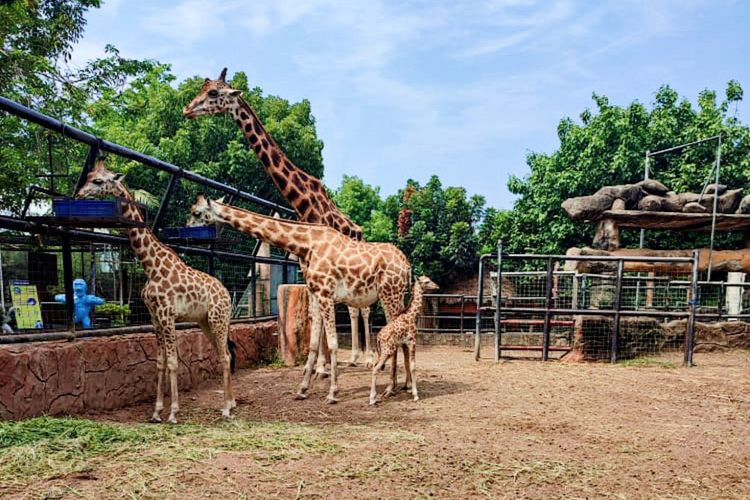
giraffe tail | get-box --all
[228,338,237,373]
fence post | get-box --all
[685,250,700,367]
[152,172,180,231]
[459,295,465,346]
[62,235,75,332]
[474,256,485,361]
[494,240,503,362]
[542,257,554,361]
[611,259,625,363]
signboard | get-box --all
[9,280,43,329]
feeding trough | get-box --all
[30,198,147,228]
[162,225,218,241]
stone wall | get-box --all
[0,320,277,420]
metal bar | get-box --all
[494,240,503,361]
[498,306,691,318]
[706,135,722,281]
[0,215,294,266]
[498,253,694,263]
[61,235,75,332]
[474,255,487,361]
[542,257,553,361]
[152,172,180,230]
[685,250,700,367]
[0,96,294,216]
[611,259,625,363]
[485,345,571,352]
[74,143,100,195]
[646,135,722,157]
[640,151,648,248]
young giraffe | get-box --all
[187,196,411,403]
[183,68,377,368]
[77,161,235,423]
[370,276,439,405]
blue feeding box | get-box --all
[163,226,217,240]
[53,199,119,218]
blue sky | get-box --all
[71,0,750,209]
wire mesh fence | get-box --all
[471,249,702,365]
[0,235,298,340]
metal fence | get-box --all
[474,244,701,366]
[0,97,299,343]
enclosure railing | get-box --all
[0,97,300,343]
[475,242,700,366]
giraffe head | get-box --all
[416,275,439,292]
[187,195,224,226]
[76,159,126,199]
[183,68,242,119]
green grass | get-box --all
[0,416,338,492]
[618,357,679,369]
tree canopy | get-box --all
[479,82,750,255]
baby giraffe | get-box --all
[370,276,439,405]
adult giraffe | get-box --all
[187,196,411,403]
[77,161,235,423]
[183,68,384,367]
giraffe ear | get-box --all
[113,173,124,181]
[218,67,227,82]
[215,196,225,204]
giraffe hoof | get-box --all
[369,399,378,406]
[413,395,420,402]
[325,396,338,404]
[150,414,162,423]
[294,392,308,400]
[316,371,329,379]
[400,385,410,392]
[381,389,393,399]
[221,412,234,421]
[167,415,177,424]
[230,399,237,409]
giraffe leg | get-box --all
[362,307,374,368]
[401,343,412,391]
[369,349,392,405]
[151,324,166,423]
[297,293,322,399]
[320,298,340,404]
[207,310,234,419]
[408,341,419,401]
[382,350,397,399]
[347,306,361,366]
[161,317,180,424]
[315,316,329,378]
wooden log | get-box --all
[593,199,625,250]
[569,246,750,274]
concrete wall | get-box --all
[0,320,277,420]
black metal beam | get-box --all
[0,96,294,217]
[0,215,296,266]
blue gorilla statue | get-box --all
[55,279,105,328]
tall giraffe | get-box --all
[77,161,235,423]
[183,68,378,367]
[187,196,411,403]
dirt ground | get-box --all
[7,346,750,499]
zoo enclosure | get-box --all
[474,243,702,366]
[0,97,300,342]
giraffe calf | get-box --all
[370,276,439,405]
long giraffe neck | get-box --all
[405,282,425,323]
[213,202,313,260]
[228,98,362,240]
[116,188,179,277]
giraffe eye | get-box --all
[92,179,103,185]
[208,90,219,98]
[193,211,201,217]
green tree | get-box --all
[0,0,153,212]
[483,82,750,255]
[333,175,394,241]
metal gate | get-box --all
[475,243,700,366]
